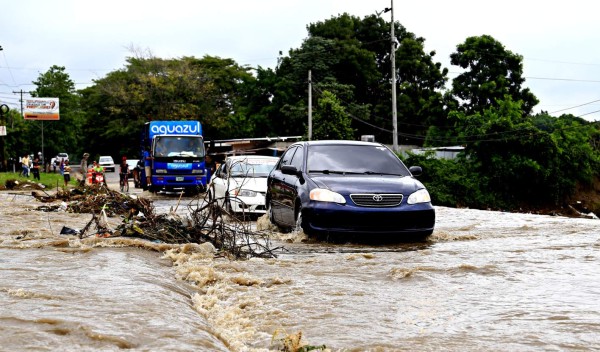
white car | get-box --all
[209,155,279,216]
[57,152,69,163]
[98,156,115,172]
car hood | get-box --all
[230,176,268,192]
[310,174,424,195]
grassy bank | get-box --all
[0,171,79,190]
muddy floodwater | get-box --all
[1,192,599,351]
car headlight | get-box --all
[191,169,204,174]
[235,189,257,197]
[407,189,431,204]
[310,188,346,204]
[155,169,167,174]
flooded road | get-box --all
[1,192,599,351]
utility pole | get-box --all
[390,0,398,152]
[308,70,312,141]
[12,89,32,123]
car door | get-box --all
[269,146,297,225]
[281,145,305,226]
[212,161,229,206]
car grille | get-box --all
[309,208,435,232]
[350,193,403,207]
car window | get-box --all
[277,146,297,170]
[290,146,304,171]
[230,160,276,177]
[307,144,410,175]
[214,163,224,178]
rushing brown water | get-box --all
[1,192,599,351]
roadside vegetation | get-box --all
[0,172,78,190]
[0,14,598,213]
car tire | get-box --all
[226,198,233,214]
[293,202,304,234]
[224,193,233,214]
[267,200,286,233]
[208,185,215,202]
[267,200,275,224]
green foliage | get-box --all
[310,90,354,140]
[402,152,497,209]
[267,13,448,144]
[449,35,539,116]
[79,54,262,159]
[534,113,600,201]
[418,97,600,210]
[0,171,76,189]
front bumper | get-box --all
[303,201,435,236]
[229,193,267,214]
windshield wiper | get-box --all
[362,171,405,176]
[309,170,362,175]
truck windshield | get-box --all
[154,136,205,157]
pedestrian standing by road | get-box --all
[21,154,30,177]
[119,156,130,189]
[143,146,153,186]
[205,154,216,181]
[63,161,71,187]
[59,159,65,176]
[31,157,41,180]
[80,153,90,185]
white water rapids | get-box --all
[1,192,599,351]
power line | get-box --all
[550,99,600,114]
[524,76,600,83]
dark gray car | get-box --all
[266,140,435,239]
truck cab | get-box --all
[140,121,207,194]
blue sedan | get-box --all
[266,140,435,239]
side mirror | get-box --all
[282,165,304,184]
[281,165,299,176]
[409,166,423,177]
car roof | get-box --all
[290,140,383,148]
[226,155,279,162]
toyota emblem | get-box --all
[372,194,383,202]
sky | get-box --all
[1,0,600,122]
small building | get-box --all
[409,146,465,160]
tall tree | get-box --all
[80,54,261,159]
[310,90,354,140]
[268,13,448,145]
[449,35,538,116]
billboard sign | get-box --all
[23,98,60,120]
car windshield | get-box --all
[307,144,410,176]
[154,136,205,157]
[100,157,112,163]
[230,160,276,177]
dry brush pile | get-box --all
[29,183,281,259]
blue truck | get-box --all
[140,120,208,194]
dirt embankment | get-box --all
[567,177,600,216]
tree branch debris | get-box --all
[32,183,282,259]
